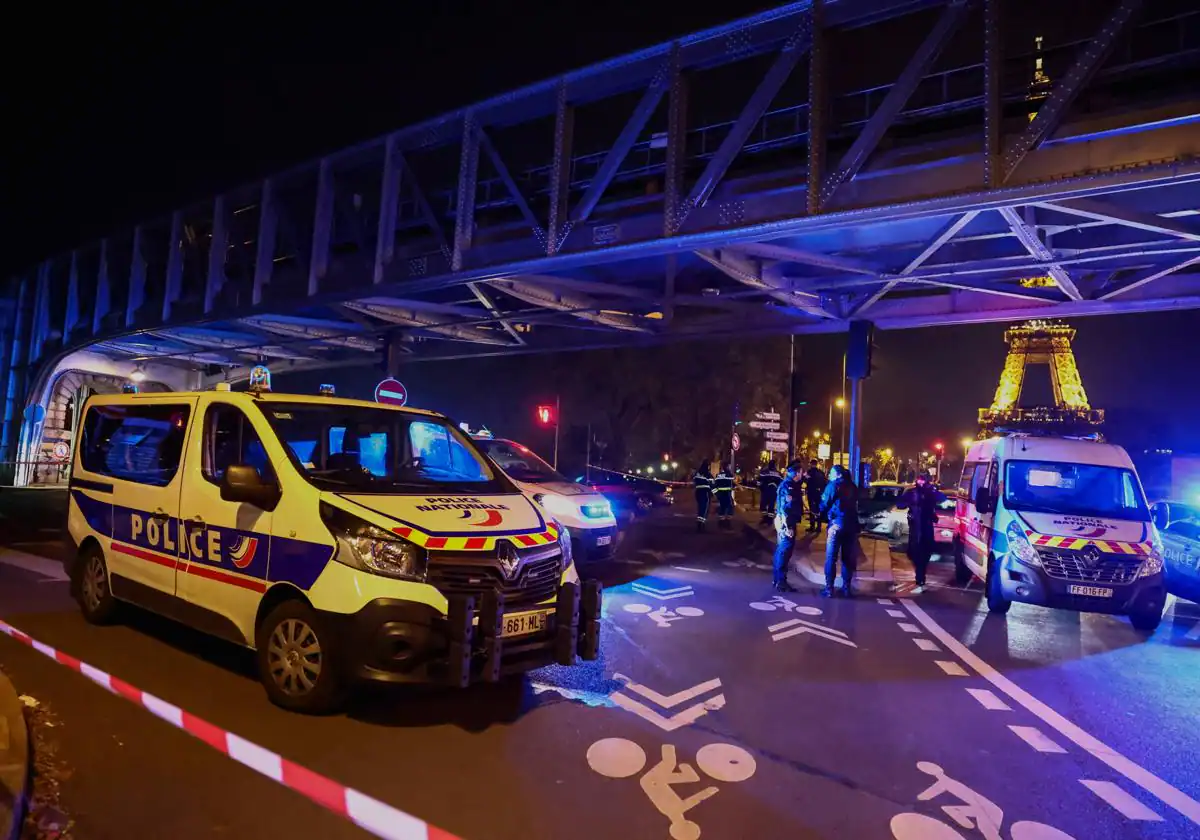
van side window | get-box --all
[958,463,977,495]
[203,404,274,483]
[969,463,990,498]
[79,404,191,486]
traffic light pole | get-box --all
[553,394,561,470]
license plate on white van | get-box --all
[1068,585,1113,598]
[595,535,612,547]
[501,610,550,637]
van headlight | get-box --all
[1139,534,1165,578]
[534,492,577,519]
[320,502,428,582]
[558,524,573,572]
[1006,521,1042,568]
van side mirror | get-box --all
[974,486,994,514]
[1150,502,1169,531]
[220,464,280,511]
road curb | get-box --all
[0,668,30,840]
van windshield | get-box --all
[260,403,510,494]
[476,440,563,484]
[1004,460,1149,521]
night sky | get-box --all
[4,2,1198,462]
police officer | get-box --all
[804,459,828,534]
[896,472,948,593]
[693,460,714,532]
[772,461,804,592]
[818,464,860,597]
[758,461,783,525]
[713,462,735,529]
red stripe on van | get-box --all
[426,537,448,549]
[463,537,486,550]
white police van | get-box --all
[66,375,601,712]
[954,434,1167,630]
[473,436,618,561]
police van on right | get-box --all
[952,433,1168,631]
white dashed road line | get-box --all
[904,600,1200,828]
[1080,780,1164,822]
[965,688,1011,712]
[1009,725,1068,754]
[934,660,969,677]
[876,598,895,606]
[885,609,906,618]
[913,638,940,652]
[897,623,921,634]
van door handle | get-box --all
[187,515,206,527]
[151,507,170,520]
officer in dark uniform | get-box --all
[758,462,782,524]
[713,462,735,529]
[693,460,714,532]
[804,459,828,534]
[819,464,860,597]
[896,472,948,593]
[772,461,804,592]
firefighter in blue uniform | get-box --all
[758,462,783,525]
[772,461,803,592]
[693,460,714,532]
[713,462,735,530]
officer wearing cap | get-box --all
[771,460,804,592]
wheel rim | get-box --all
[81,555,107,612]
[638,497,652,511]
[267,618,323,696]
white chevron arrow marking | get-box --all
[631,582,694,601]
[610,674,726,731]
[768,618,858,647]
[614,674,721,707]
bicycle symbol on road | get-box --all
[624,603,705,628]
[723,557,772,571]
[748,596,823,615]
[890,762,1075,840]
[587,737,756,840]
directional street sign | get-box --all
[764,431,789,441]
[748,421,780,431]
[754,411,781,421]
[765,441,789,453]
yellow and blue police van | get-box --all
[66,375,601,713]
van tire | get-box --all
[1128,602,1163,633]
[952,540,972,585]
[256,600,345,715]
[75,544,119,624]
[985,556,1011,614]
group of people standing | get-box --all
[691,456,947,597]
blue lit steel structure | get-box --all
[2,0,1200,472]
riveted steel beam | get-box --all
[453,113,480,272]
[374,136,403,286]
[998,205,1083,300]
[254,180,278,304]
[1001,0,1144,183]
[683,15,813,221]
[126,227,146,327]
[982,0,1002,187]
[309,159,335,296]
[163,213,183,322]
[663,42,688,238]
[206,196,229,313]
[806,0,827,216]
[1099,255,1200,300]
[478,128,543,243]
[819,0,972,209]
[92,241,111,336]
[1037,198,1200,242]
[547,79,575,255]
[64,252,81,339]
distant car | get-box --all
[578,468,673,520]
[861,482,956,546]
[859,481,905,527]
[1152,501,1200,603]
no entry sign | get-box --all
[374,378,408,406]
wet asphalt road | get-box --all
[1,489,1199,840]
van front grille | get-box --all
[1037,549,1141,585]
[427,544,562,609]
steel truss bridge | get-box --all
[2,0,1199,467]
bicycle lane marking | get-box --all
[903,600,1200,828]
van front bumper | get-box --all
[324,581,602,686]
[572,525,617,560]
[999,558,1166,616]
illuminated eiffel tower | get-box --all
[978,320,1105,438]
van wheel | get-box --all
[1128,602,1163,632]
[952,540,972,585]
[256,601,344,714]
[985,557,1011,614]
[75,544,118,624]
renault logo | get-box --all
[1081,545,1102,568]
[497,540,521,579]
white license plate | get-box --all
[595,535,612,546]
[1068,585,1113,598]
[501,610,550,638]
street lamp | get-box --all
[961,437,974,450]
[829,397,847,469]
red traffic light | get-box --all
[536,404,555,426]
[933,441,945,452]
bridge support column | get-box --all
[1,278,31,484]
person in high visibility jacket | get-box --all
[713,462,735,529]
[693,460,714,532]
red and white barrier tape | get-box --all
[0,619,461,840]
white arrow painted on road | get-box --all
[0,549,69,583]
[631,582,694,601]
[610,673,725,731]
[768,618,858,647]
